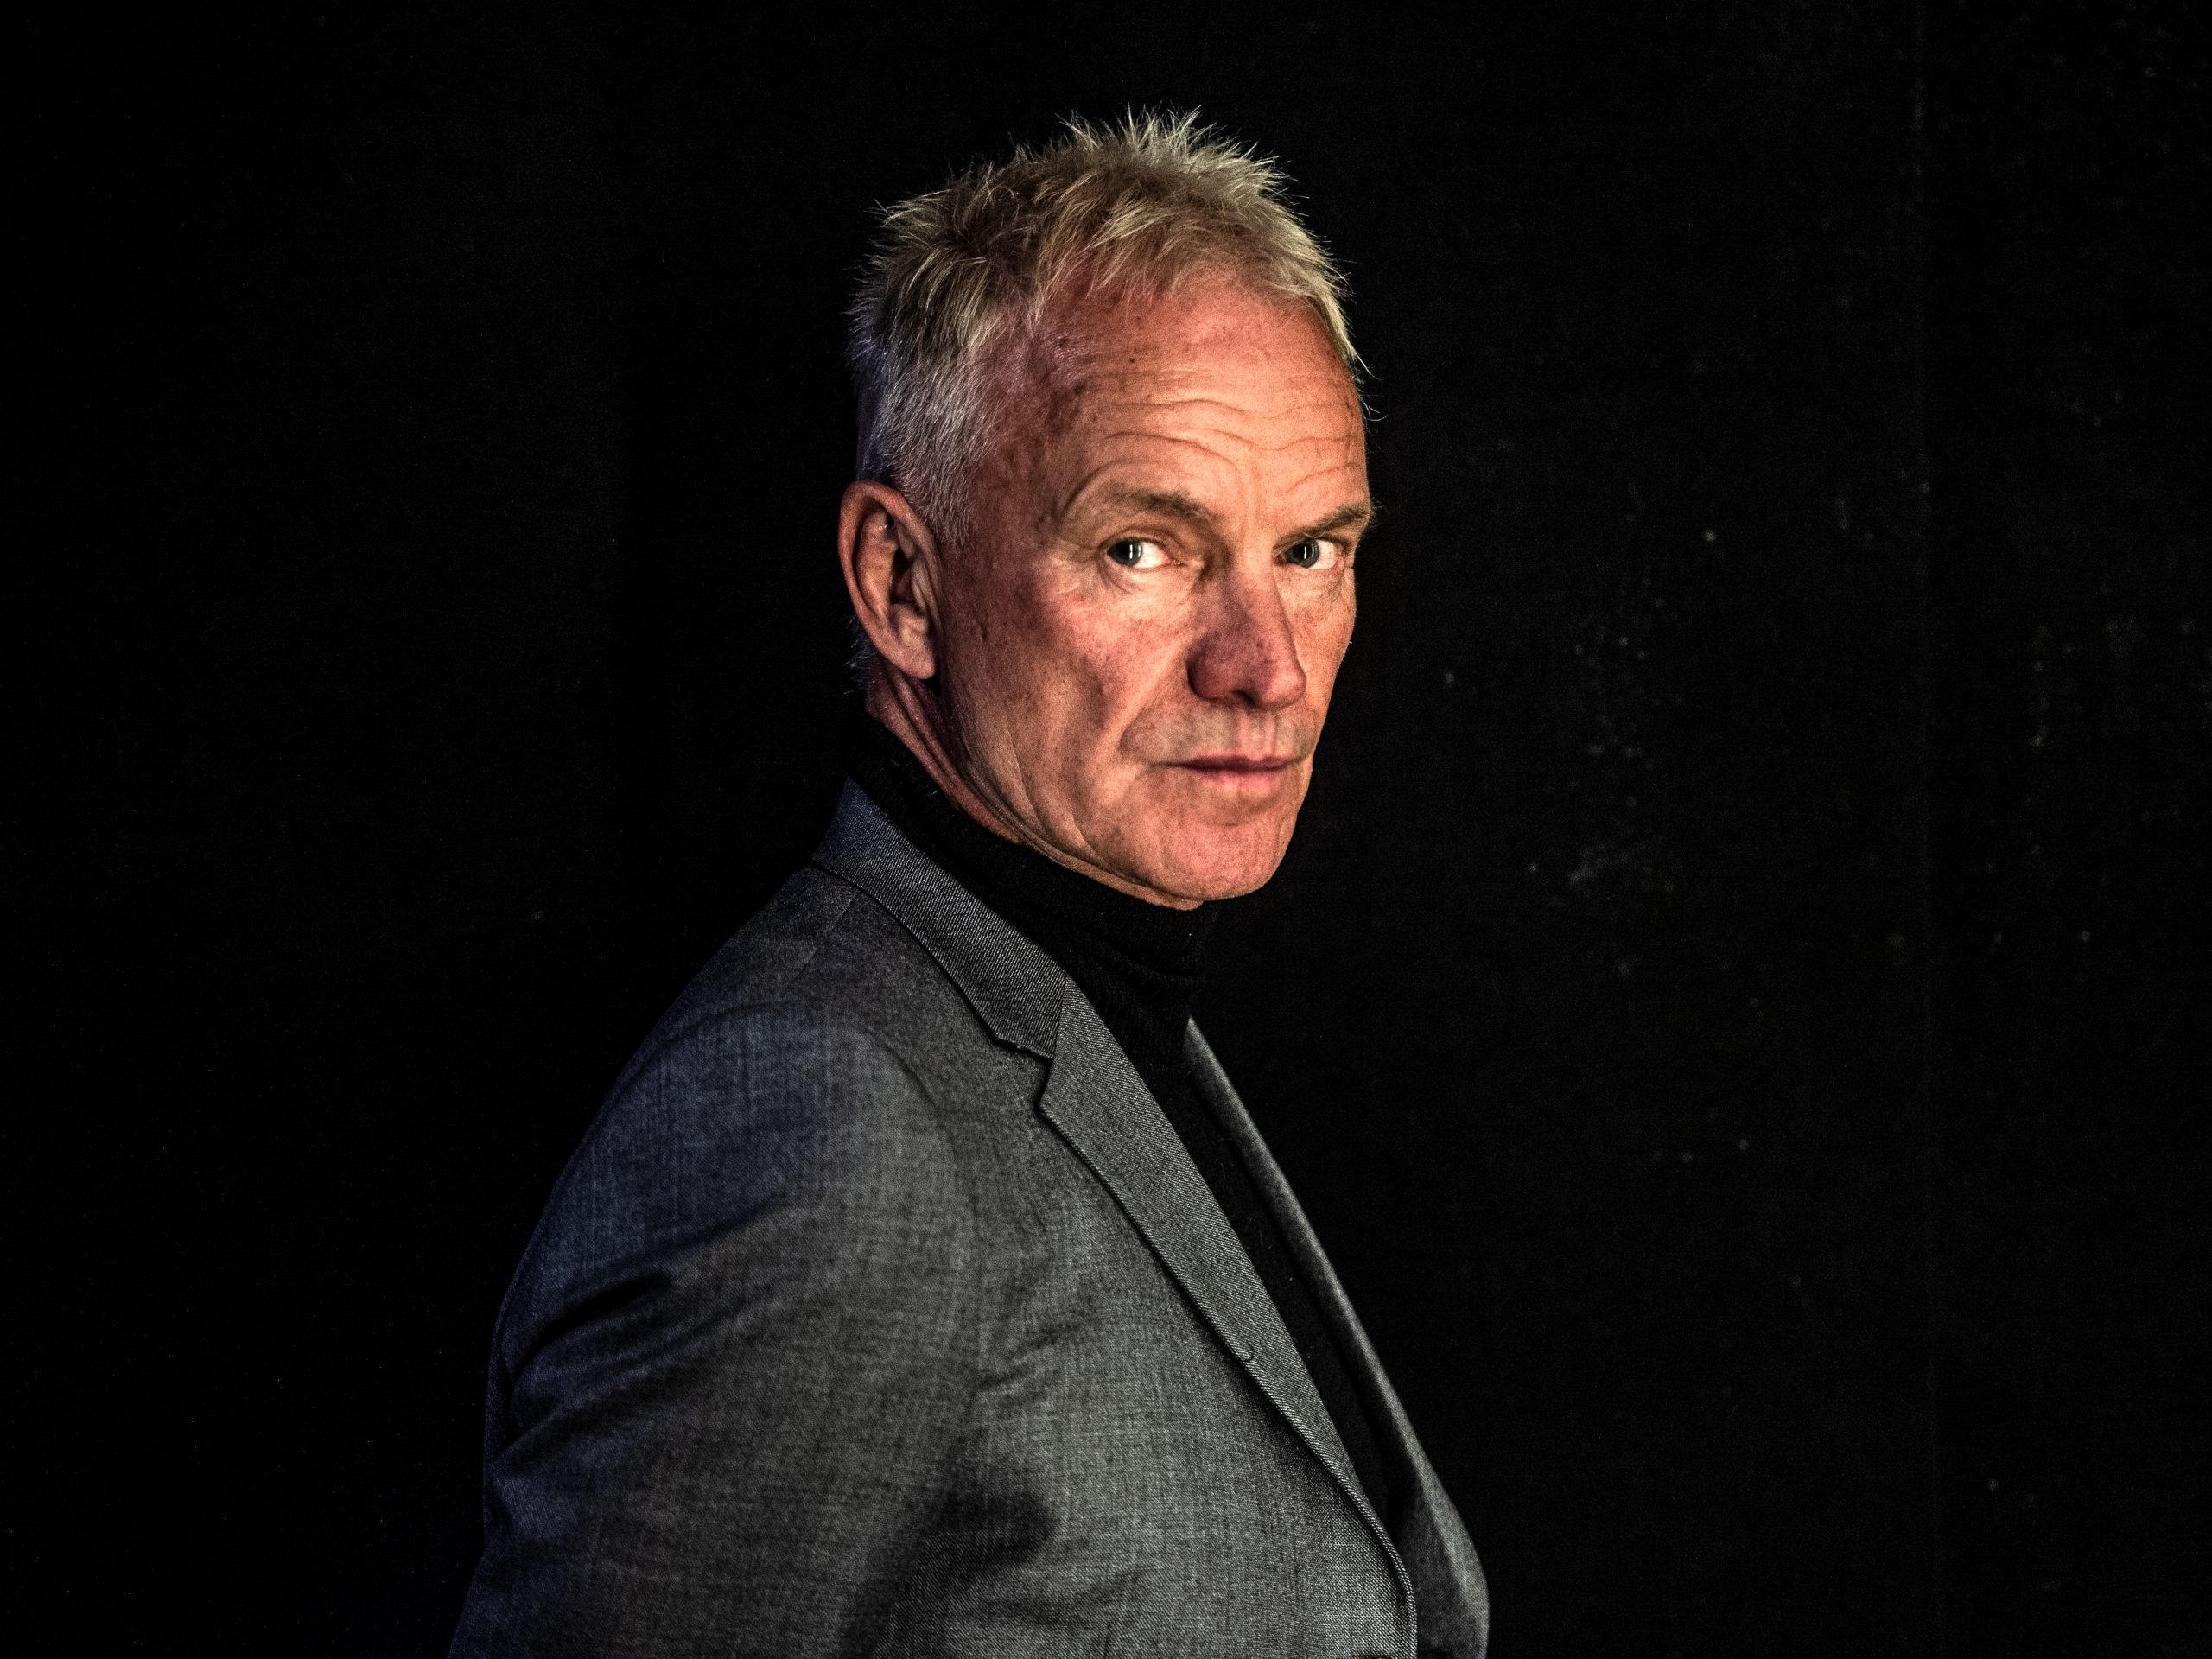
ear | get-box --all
[837,480,943,682]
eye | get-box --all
[1283,537,1342,570]
[1105,537,1168,569]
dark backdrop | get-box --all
[20,3,2206,1654]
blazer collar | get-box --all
[810,781,1064,1058]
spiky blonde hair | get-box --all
[847,111,1356,529]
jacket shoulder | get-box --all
[459,878,998,1654]
[495,863,1007,1354]
[629,861,994,1078]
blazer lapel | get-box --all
[810,783,1061,1058]
[1187,1027,1490,1655]
[1035,993,1392,1541]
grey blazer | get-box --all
[451,785,1488,1657]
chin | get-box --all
[1130,816,1297,904]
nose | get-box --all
[1187,562,1307,711]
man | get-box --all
[452,114,1488,1657]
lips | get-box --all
[1173,753,1298,772]
[1168,754,1304,802]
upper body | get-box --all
[452,112,1488,1655]
[449,780,1487,1656]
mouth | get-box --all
[1170,753,1302,794]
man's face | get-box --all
[931,276,1368,906]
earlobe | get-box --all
[837,480,940,682]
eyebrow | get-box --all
[1099,488,1376,541]
[1300,499,1376,539]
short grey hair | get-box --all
[846,111,1357,534]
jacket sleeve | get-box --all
[449,1008,982,1658]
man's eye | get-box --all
[1284,537,1339,569]
[1106,538,1166,569]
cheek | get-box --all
[1036,588,1184,734]
[951,580,1140,775]
[1097,625,1212,749]
[1054,643,1162,778]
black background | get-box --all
[19,3,2206,1654]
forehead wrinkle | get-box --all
[1075,408,1364,468]
[1276,449,1370,494]
[1053,463,1208,531]
[1058,404,1364,493]
[1079,379,1360,425]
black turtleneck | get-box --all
[846,715,1401,1527]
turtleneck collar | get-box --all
[844,712,1217,1076]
